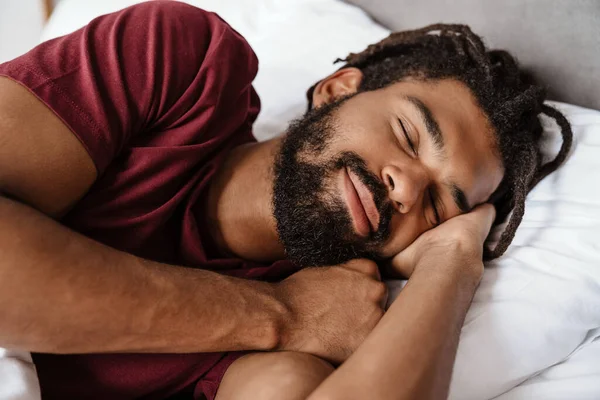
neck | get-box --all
[205,136,286,263]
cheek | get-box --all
[331,117,396,158]
[380,212,429,258]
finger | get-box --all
[469,203,496,238]
[342,259,382,280]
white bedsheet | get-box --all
[1,1,599,399]
[494,334,600,400]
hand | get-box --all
[390,204,496,281]
[274,259,386,365]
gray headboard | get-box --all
[345,0,600,110]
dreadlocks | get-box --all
[306,24,573,260]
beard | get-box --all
[272,96,395,267]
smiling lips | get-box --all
[344,168,381,237]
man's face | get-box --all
[273,71,504,267]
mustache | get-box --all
[334,151,395,242]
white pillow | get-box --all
[27,2,600,400]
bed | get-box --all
[1,1,599,399]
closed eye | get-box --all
[398,118,417,155]
[429,189,441,226]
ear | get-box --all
[312,67,363,108]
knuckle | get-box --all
[360,260,379,277]
[432,231,471,250]
[370,281,387,300]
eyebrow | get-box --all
[403,95,472,214]
[405,95,444,150]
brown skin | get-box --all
[305,205,496,400]
[217,204,495,400]
[314,70,503,259]
[214,69,504,400]
[209,68,503,269]
[0,77,384,360]
[0,62,502,398]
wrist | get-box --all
[232,280,291,351]
[256,281,292,351]
[178,272,289,352]
[413,242,483,288]
[269,281,298,352]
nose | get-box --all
[382,165,426,214]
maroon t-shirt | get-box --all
[0,2,300,399]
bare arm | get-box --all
[0,194,285,353]
[308,257,478,400]
[0,77,284,354]
[0,77,386,360]
[308,205,495,400]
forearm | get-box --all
[309,256,479,400]
[0,196,283,353]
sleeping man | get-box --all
[0,2,572,400]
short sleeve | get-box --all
[0,1,260,175]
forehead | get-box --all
[346,77,504,209]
